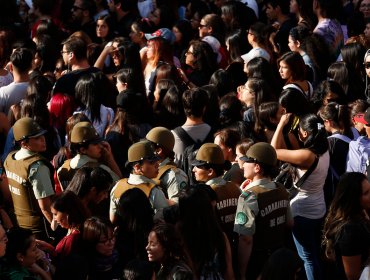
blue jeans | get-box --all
[292,216,323,280]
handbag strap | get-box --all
[295,156,319,188]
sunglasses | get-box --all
[364,62,370,69]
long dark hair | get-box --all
[323,172,368,259]
[299,114,328,155]
[177,186,227,277]
[318,103,353,139]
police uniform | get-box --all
[110,173,168,216]
[234,142,291,279]
[208,176,240,235]
[4,118,54,240]
[109,140,169,219]
[146,127,188,203]
[57,122,120,190]
[157,158,188,202]
[57,154,120,190]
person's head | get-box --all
[146,127,175,159]
[279,88,312,117]
[96,14,113,41]
[112,38,142,71]
[219,93,243,127]
[116,188,154,234]
[214,129,241,162]
[225,29,250,63]
[363,48,370,79]
[115,67,136,92]
[192,143,227,182]
[172,19,193,48]
[71,0,96,24]
[240,142,278,180]
[83,216,115,256]
[358,0,370,19]
[209,69,233,98]
[146,222,183,265]
[258,102,285,130]
[70,122,103,157]
[153,78,175,104]
[341,42,366,72]
[61,36,87,65]
[330,172,370,218]
[199,14,225,43]
[235,138,254,169]
[247,22,268,46]
[311,80,346,110]
[148,5,176,29]
[288,25,311,52]
[277,51,306,82]
[66,166,112,205]
[27,74,53,101]
[10,48,33,74]
[13,117,47,152]
[298,114,329,154]
[127,140,160,178]
[129,20,149,46]
[265,0,290,21]
[182,87,209,118]
[327,62,350,94]
[185,40,217,76]
[0,224,7,257]
[5,228,37,267]
[350,99,370,135]
[49,93,75,130]
[146,37,173,66]
[319,103,352,137]
[246,57,276,81]
[51,191,89,229]
[352,107,370,137]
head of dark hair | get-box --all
[182,87,209,118]
[299,114,328,155]
[209,69,233,98]
[190,40,218,78]
[258,102,280,131]
[311,80,347,111]
[226,29,250,63]
[264,0,290,15]
[82,216,114,248]
[249,22,269,45]
[5,227,34,265]
[277,51,306,81]
[66,166,113,199]
[279,88,312,116]
[10,48,33,73]
[219,93,243,127]
[51,191,89,228]
[62,37,87,61]
[318,103,353,138]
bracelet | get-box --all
[45,265,50,273]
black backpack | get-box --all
[173,126,214,185]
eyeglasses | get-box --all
[60,50,69,55]
[199,24,207,29]
[364,62,370,69]
[98,235,116,245]
[72,5,85,11]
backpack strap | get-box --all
[295,156,319,188]
[351,127,360,140]
[173,126,196,147]
[328,134,352,143]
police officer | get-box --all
[4,117,54,240]
[192,143,241,240]
[146,127,188,204]
[234,142,292,280]
[57,122,121,189]
[110,140,169,223]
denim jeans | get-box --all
[292,216,323,280]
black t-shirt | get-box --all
[334,221,370,279]
[52,67,101,96]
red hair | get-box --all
[148,38,173,66]
[49,93,75,129]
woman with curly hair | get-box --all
[323,172,370,280]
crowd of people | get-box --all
[0,0,369,279]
